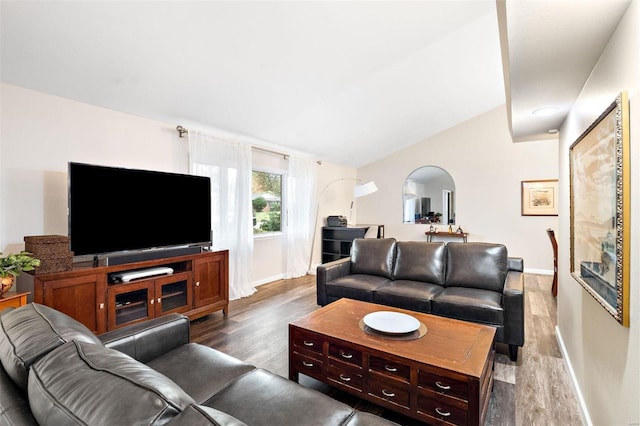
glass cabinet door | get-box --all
[108,281,153,329]
[154,272,193,315]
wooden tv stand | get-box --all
[18,250,228,334]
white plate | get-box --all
[363,311,420,334]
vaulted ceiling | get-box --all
[0,1,630,167]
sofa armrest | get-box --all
[316,257,351,306]
[99,313,190,363]
[508,257,524,272]
[503,270,525,346]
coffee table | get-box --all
[289,298,496,425]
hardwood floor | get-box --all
[191,273,583,425]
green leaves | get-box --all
[0,251,41,278]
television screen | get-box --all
[69,162,211,257]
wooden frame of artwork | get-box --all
[521,179,559,216]
[569,92,630,327]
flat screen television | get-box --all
[68,162,212,258]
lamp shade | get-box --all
[354,181,378,198]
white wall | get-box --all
[308,162,358,270]
[0,83,189,255]
[0,83,349,286]
[357,105,558,272]
[557,2,640,424]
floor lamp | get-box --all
[308,179,378,272]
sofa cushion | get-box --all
[431,287,504,326]
[168,404,248,426]
[445,243,508,292]
[0,365,37,425]
[393,241,446,285]
[28,340,195,425]
[0,303,102,392]
[147,343,256,404]
[373,280,444,313]
[326,275,391,303]
[203,369,357,426]
[351,238,396,279]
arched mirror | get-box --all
[403,166,455,225]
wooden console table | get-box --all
[0,291,30,310]
[289,298,495,425]
[425,231,469,243]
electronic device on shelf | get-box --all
[327,215,347,227]
[68,162,212,264]
[110,267,174,283]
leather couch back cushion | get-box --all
[28,340,195,425]
[445,243,508,292]
[0,303,102,392]
[393,242,446,285]
[351,238,396,278]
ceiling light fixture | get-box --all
[532,106,559,117]
[548,129,559,134]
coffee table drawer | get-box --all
[418,370,468,401]
[418,392,468,425]
[369,355,410,382]
[291,329,324,355]
[328,343,362,367]
[291,352,324,380]
[328,365,363,392]
[367,377,410,409]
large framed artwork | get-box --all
[569,92,630,327]
[521,179,559,216]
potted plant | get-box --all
[0,251,40,295]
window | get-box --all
[252,170,283,235]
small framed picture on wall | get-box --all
[521,179,559,216]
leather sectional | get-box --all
[0,303,397,425]
[317,239,525,361]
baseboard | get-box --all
[524,268,553,275]
[555,326,592,426]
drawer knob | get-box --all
[339,374,351,382]
[384,365,398,372]
[435,381,451,390]
[340,351,353,359]
[435,408,451,417]
[302,361,314,367]
[381,389,395,398]
[303,341,314,347]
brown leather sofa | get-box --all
[317,239,525,361]
[0,303,397,426]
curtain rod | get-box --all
[176,124,321,164]
[253,146,289,160]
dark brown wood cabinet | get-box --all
[21,250,228,334]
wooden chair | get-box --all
[546,229,558,297]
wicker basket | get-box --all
[24,235,73,274]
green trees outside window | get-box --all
[252,171,282,234]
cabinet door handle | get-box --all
[150,299,154,305]
[196,281,200,287]
[435,408,451,417]
[339,374,351,382]
[99,303,104,309]
[381,390,395,398]
[303,341,314,347]
[339,351,353,359]
[157,298,161,303]
[435,381,451,390]
[302,361,314,367]
[384,365,398,372]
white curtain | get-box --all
[188,131,256,299]
[286,157,317,278]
